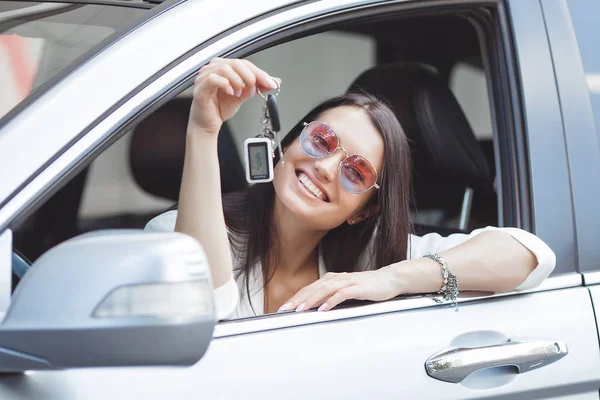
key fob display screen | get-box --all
[244,137,274,183]
[249,143,268,178]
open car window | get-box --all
[19,0,579,324]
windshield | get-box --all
[0,1,148,120]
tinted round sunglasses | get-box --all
[300,121,381,194]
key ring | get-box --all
[257,79,281,100]
[257,79,283,165]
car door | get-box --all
[0,0,598,399]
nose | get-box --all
[314,148,347,182]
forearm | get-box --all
[175,130,233,288]
[391,231,538,294]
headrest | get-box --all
[129,97,246,201]
[348,63,492,190]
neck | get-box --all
[271,197,328,276]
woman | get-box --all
[145,58,556,320]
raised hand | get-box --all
[188,57,279,135]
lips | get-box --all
[296,170,329,202]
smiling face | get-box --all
[272,106,384,230]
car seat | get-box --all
[129,97,247,203]
[347,63,495,235]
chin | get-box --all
[273,183,342,231]
[272,160,350,230]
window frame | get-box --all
[215,0,581,334]
[216,0,580,338]
[500,0,578,277]
[541,0,600,278]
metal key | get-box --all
[267,94,284,163]
[267,94,281,133]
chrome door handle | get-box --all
[425,339,568,383]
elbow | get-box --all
[483,231,538,293]
[496,271,532,293]
[490,265,533,293]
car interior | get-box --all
[9,13,498,298]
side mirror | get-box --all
[0,230,216,372]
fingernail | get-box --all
[250,86,256,97]
[295,303,306,312]
[235,88,242,97]
[268,77,278,89]
[318,303,328,312]
[227,86,235,96]
[278,303,291,312]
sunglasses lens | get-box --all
[300,122,337,157]
[340,155,377,193]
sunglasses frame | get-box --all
[300,121,381,194]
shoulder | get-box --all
[144,209,246,242]
[144,210,178,233]
[145,209,249,264]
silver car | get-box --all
[0,0,599,398]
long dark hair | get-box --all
[223,92,413,309]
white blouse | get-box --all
[145,210,556,320]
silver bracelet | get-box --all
[423,252,459,312]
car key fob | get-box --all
[267,94,280,132]
[266,94,284,164]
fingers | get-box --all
[240,59,279,92]
[318,286,364,312]
[196,62,243,98]
[215,60,255,98]
[277,280,323,312]
[278,273,353,313]
[194,71,235,97]
[290,280,350,312]
[197,58,278,98]
[216,64,247,97]
[188,57,280,132]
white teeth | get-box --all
[298,172,325,200]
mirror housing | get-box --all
[0,230,216,372]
